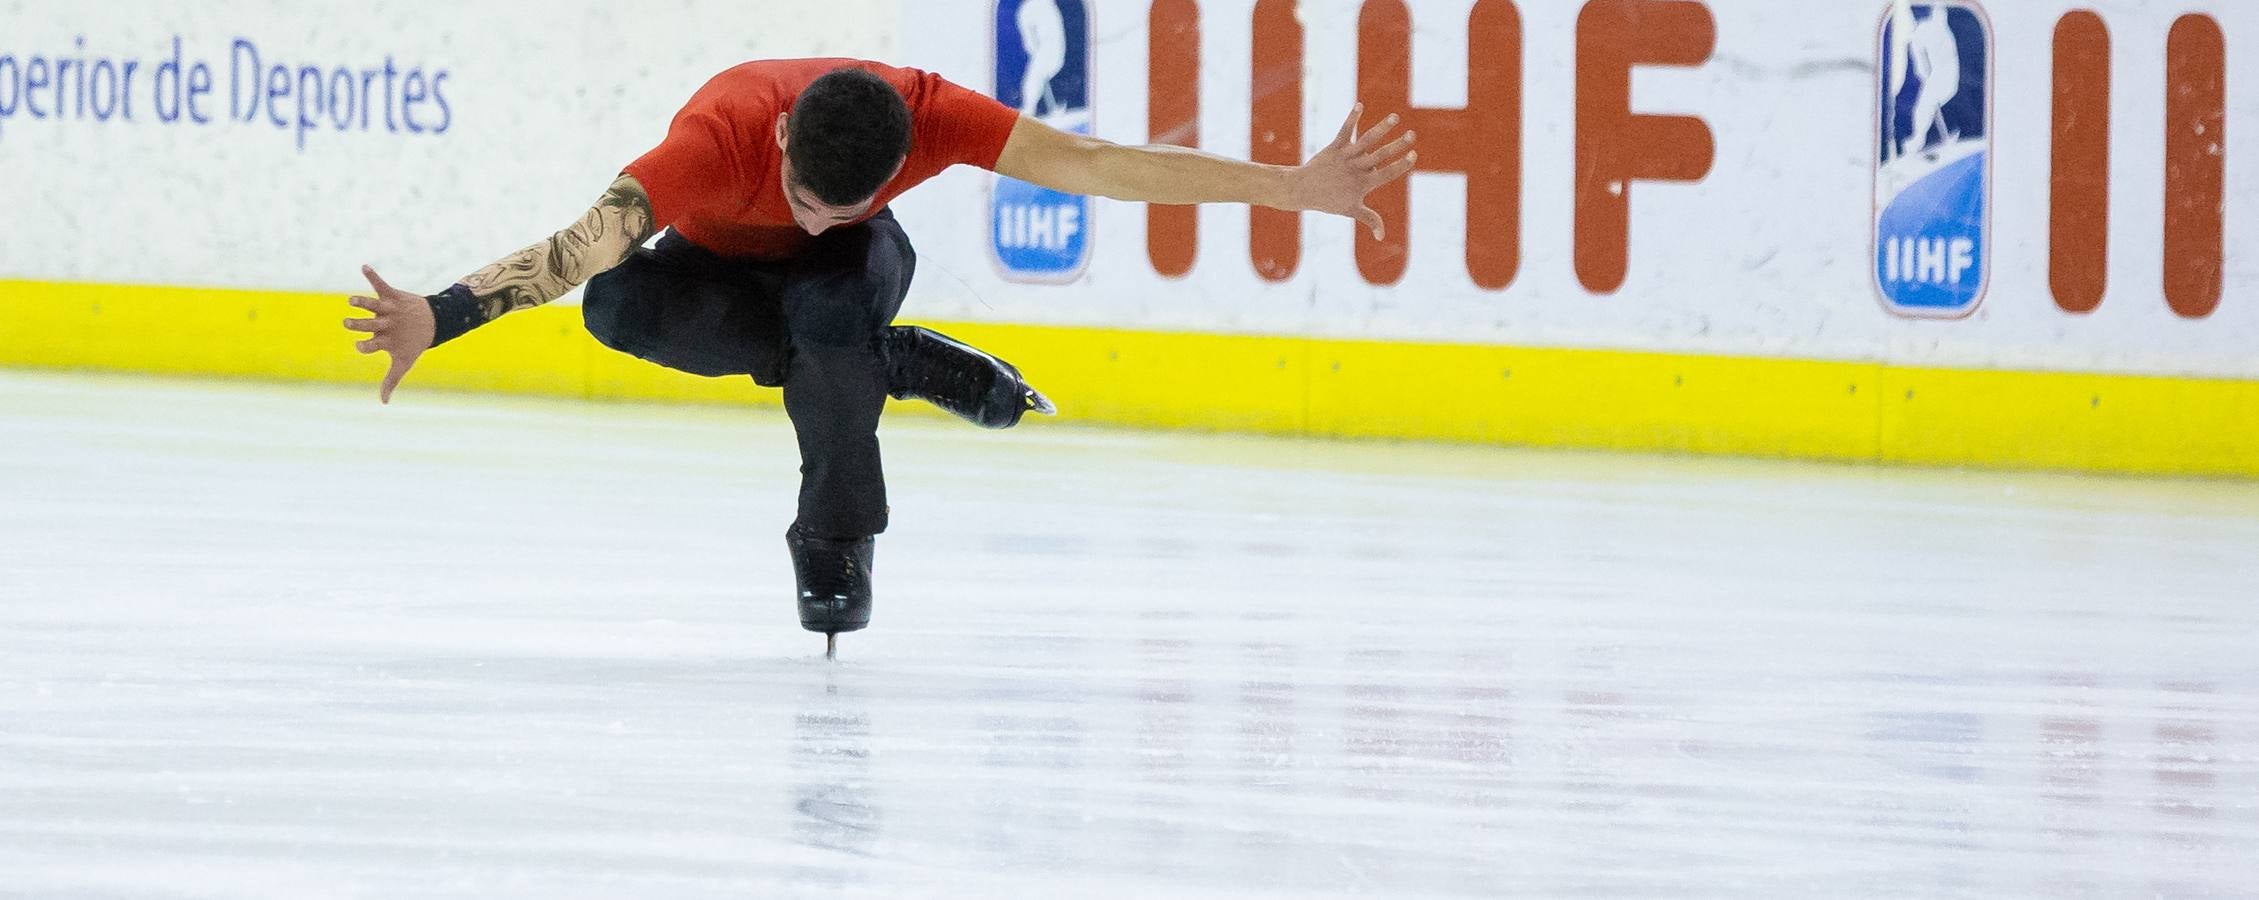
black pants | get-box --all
[582,210,914,539]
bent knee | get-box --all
[581,268,639,351]
[786,297,885,349]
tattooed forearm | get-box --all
[459,174,657,322]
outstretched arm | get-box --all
[991,105,1415,239]
[346,174,657,403]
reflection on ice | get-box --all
[0,373,2255,897]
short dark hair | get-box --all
[786,68,913,206]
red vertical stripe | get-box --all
[2050,11,2110,314]
[2163,14,2224,319]
[1249,0,1303,282]
[1147,0,1201,278]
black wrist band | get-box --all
[425,283,485,348]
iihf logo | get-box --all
[991,0,1092,283]
[1873,1,1993,318]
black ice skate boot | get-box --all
[881,326,1057,429]
[788,524,875,656]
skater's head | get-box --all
[776,67,912,234]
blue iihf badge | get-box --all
[992,0,1092,283]
[1873,1,1993,318]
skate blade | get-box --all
[1025,388,1057,416]
[825,632,837,661]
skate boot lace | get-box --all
[794,532,869,608]
[897,331,997,401]
[805,554,861,603]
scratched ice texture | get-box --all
[1,371,2255,898]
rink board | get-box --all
[3,280,2253,479]
[2,2,2254,480]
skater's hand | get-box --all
[1288,104,1416,241]
[344,265,435,404]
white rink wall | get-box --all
[0,0,896,294]
[895,0,2258,378]
[2,0,2253,378]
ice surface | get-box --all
[2,371,2256,898]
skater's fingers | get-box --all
[380,354,415,404]
[361,265,399,298]
[1354,113,1401,149]
[1358,206,1384,241]
[355,337,379,354]
[1365,151,1417,191]
[1329,103,1362,149]
[343,316,382,333]
[1353,130,1416,169]
[347,295,377,312]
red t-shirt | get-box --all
[625,58,1021,260]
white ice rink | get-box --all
[2,370,2256,898]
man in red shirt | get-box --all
[347,59,1413,654]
